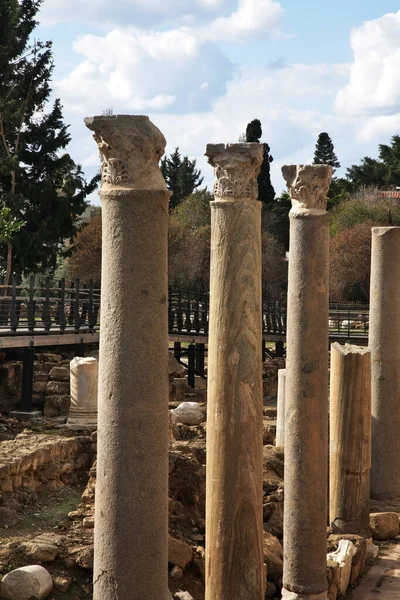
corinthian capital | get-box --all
[205,143,263,201]
[281,164,332,212]
[84,115,167,191]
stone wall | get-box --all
[0,431,93,526]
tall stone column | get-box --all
[276,368,286,448]
[205,143,264,600]
[329,343,371,536]
[370,226,400,500]
[281,165,332,600]
[84,115,170,600]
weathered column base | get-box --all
[66,415,97,431]
[282,590,328,600]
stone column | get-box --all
[329,343,371,536]
[276,368,286,448]
[67,357,98,430]
[370,226,400,500]
[281,165,332,600]
[84,115,170,600]
[205,143,264,600]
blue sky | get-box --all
[35,0,400,201]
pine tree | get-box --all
[313,132,341,171]
[244,119,275,206]
[160,148,203,210]
[0,0,99,278]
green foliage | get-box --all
[244,118,275,206]
[161,147,204,210]
[0,201,24,243]
[262,191,291,250]
[346,135,400,189]
[330,188,400,237]
[313,132,341,171]
[172,189,211,231]
[0,0,99,274]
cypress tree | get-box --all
[0,0,99,278]
[245,119,275,206]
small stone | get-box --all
[83,517,94,529]
[266,581,277,598]
[168,535,193,569]
[170,565,183,579]
[54,576,71,592]
[171,402,204,426]
[174,592,194,600]
[49,366,70,381]
[0,507,19,527]
[190,534,204,541]
[1,565,53,600]
[21,542,58,562]
[75,546,94,570]
[370,512,400,540]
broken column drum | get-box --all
[281,165,332,600]
[67,356,98,429]
[370,226,400,500]
[329,343,371,536]
[84,115,170,600]
[205,143,265,600]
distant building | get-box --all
[378,190,400,200]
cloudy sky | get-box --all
[36,0,400,201]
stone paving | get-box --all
[346,542,400,599]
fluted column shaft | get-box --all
[205,143,264,600]
[281,165,332,600]
[85,115,170,600]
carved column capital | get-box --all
[281,164,332,212]
[84,115,167,192]
[205,143,263,201]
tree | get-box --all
[313,132,341,171]
[330,221,373,302]
[245,119,275,206]
[160,148,203,210]
[0,0,99,279]
[346,136,400,190]
[66,213,102,284]
[168,190,211,292]
[330,187,400,237]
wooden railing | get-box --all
[0,275,100,334]
[0,277,370,338]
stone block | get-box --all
[1,565,53,600]
[21,542,58,562]
[370,512,400,540]
[327,539,356,596]
[46,380,70,395]
[33,381,47,394]
[168,535,193,569]
[9,410,42,420]
[49,366,70,381]
[43,395,70,417]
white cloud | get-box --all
[40,0,222,27]
[204,0,284,40]
[55,27,234,115]
[336,10,400,116]
[40,0,285,40]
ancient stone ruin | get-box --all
[0,114,400,600]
